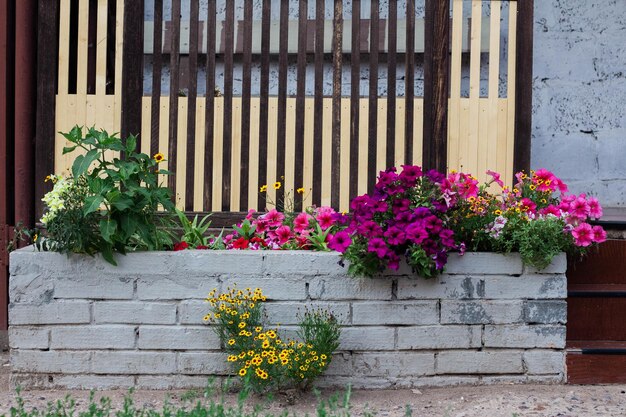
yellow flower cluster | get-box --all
[203,287,266,322]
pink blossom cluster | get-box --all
[222,206,344,250]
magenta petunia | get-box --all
[384,227,406,246]
[569,196,590,220]
[486,170,504,188]
[406,223,429,244]
[367,238,389,259]
[274,225,292,244]
[328,231,352,253]
[587,197,603,219]
[293,212,311,233]
[591,225,607,243]
[571,223,593,247]
[316,211,335,230]
[263,209,285,227]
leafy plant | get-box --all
[41,126,176,264]
[204,286,341,393]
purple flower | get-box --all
[413,207,431,219]
[434,250,448,270]
[399,165,423,186]
[387,252,401,270]
[368,238,389,259]
[424,216,443,233]
[426,169,445,183]
[439,229,456,248]
[357,221,383,238]
[328,231,352,253]
[406,223,428,244]
[373,201,389,213]
[392,198,410,215]
[376,169,399,189]
[384,227,407,246]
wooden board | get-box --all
[567,354,626,384]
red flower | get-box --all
[232,237,250,250]
[196,245,209,250]
[173,241,189,251]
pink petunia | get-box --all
[569,195,591,220]
[591,225,607,243]
[293,212,312,233]
[274,225,292,245]
[486,170,504,188]
[367,238,389,259]
[539,204,562,217]
[587,197,603,219]
[533,168,557,192]
[571,223,593,247]
[263,209,285,227]
[316,211,335,230]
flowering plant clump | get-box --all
[448,168,606,269]
[221,205,347,251]
[204,286,340,392]
[335,165,462,278]
[40,126,175,263]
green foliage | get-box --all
[175,209,219,249]
[205,287,341,393]
[42,126,176,264]
[3,384,358,417]
[509,216,574,270]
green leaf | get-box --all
[125,135,137,154]
[61,125,83,144]
[100,243,117,266]
[99,218,118,243]
[72,148,99,178]
[62,145,78,155]
[83,195,105,215]
[111,195,134,211]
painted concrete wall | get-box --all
[531,0,626,207]
[9,249,566,389]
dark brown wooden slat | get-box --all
[167,0,181,194]
[568,297,626,341]
[567,354,626,384]
[221,0,234,212]
[184,0,199,211]
[257,0,271,211]
[567,341,626,350]
[368,0,380,192]
[276,0,288,206]
[150,0,163,157]
[513,0,534,177]
[239,0,253,211]
[312,0,324,206]
[349,0,361,201]
[386,0,397,169]
[422,0,450,172]
[294,0,308,212]
[34,0,58,219]
[1,0,11,331]
[330,0,342,209]
[405,0,415,165]
[203,0,216,211]
[121,0,144,148]
[568,240,626,285]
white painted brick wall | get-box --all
[9,249,567,389]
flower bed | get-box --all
[9,249,567,389]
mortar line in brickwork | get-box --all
[89,301,94,324]
[437,299,441,324]
[132,280,138,299]
[175,304,180,325]
[305,282,311,300]
[481,324,485,348]
[391,279,398,300]
[393,327,398,349]
[134,326,139,349]
[348,302,353,324]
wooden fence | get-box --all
[37,0,533,216]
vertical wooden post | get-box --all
[35,0,59,218]
[120,0,144,143]
[423,0,450,172]
[514,0,534,176]
[0,0,8,334]
[330,0,342,208]
[14,0,37,229]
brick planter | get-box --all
[8,249,567,389]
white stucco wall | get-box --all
[531,0,626,207]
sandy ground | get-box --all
[2,352,626,417]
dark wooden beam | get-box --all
[513,0,534,176]
[422,0,450,172]
[120,0,144,143]
[35,0,59,219]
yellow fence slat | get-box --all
[302,99,315,208]
[265,97,278,209]
[141,97,151,155]
[285,98,297,201]
[340,99,351,212]
[507,1,518,181]
[114,0,124,132]
[376,98,387,175]
[96,0,108,95]
[358,99,369,196]
[321,98,332,206]
[448,0,464,172]
[468,0,482,177]
[394,98,405,167]
[413,98,423,166]
[247,98,261,211]
[230,98,242,212]
[487,1,502,179]
[194,99,207,212]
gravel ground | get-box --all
[2,352,626,417]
